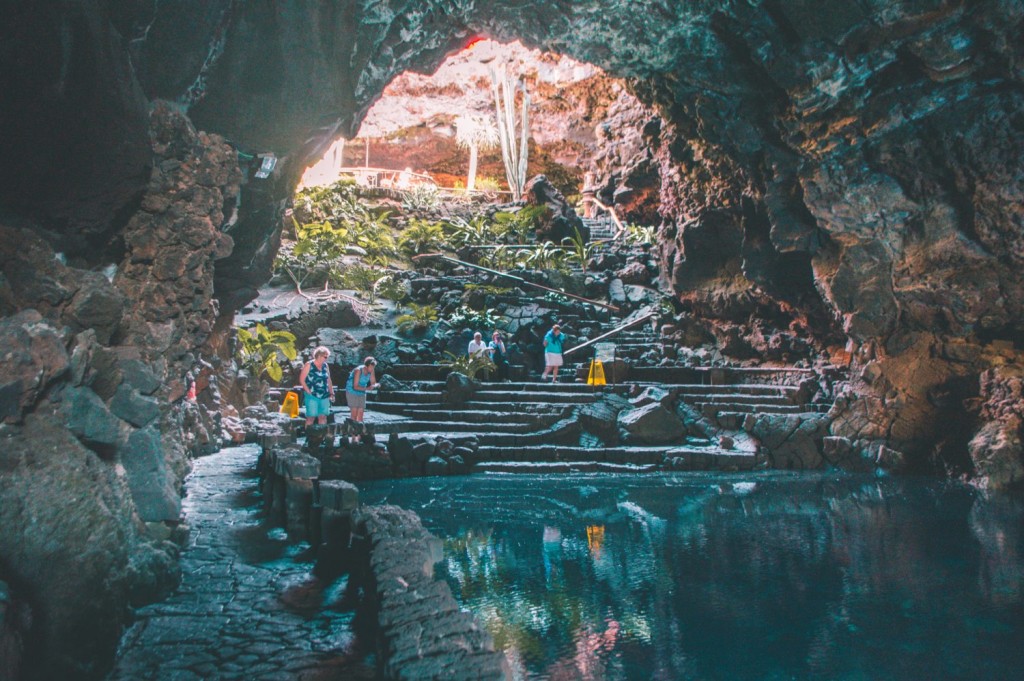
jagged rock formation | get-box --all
[2,1,1024,676]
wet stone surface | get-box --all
[108,444,375,681]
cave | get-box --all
[2,2,1024,679]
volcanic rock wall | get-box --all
[2,0,1024,676]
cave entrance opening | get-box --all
[298,39,638,208]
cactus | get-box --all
[490,64,531,202]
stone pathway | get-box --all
[108,445,375,681]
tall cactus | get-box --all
[490,64,531,202]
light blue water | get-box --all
[358,472,1024,680]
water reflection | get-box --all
[359,473,1024,680]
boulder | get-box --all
[63,271,125,344]
[578,394,631,443]
[969,417,1024,490]
[110,384,160,428]
[61,386,123,455]
[377,374,408,393]
[119,426,181,522]
[608,278,626,306]
[630,386,673,409]
[615,262,649,285]
[119,359,161,395]
[746,413,830,470]
[618,402,686,445]
[0,311,70,424]
[442,372,476,407]
[425,456,449,476]
[524,175,588,243]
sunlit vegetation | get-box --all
[235,323,297,383]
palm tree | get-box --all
[455,114,499,191]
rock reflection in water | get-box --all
[359,473,1024,680]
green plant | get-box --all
[443,305,506,331]
[474,176,502,192]
[337,264,392,304]
[401,185,441,212]
[274,218,350,294]
[375,274,408,302]
[490,64,531,201]
[464,284,513,295]
[399,219,446,256]
[455,114,499,191]
[446,215,492,248]
[492,205,547,243]
[345,209,397,258]
[395,303,439,333]
[561,226,597,274]
[523,241,569,272]
[624,223,656,246]
[235,323,297,383]
[480,244,527,271]
[293,179,360,225]
[440,350,496,381]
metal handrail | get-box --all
[412,253,620,312]
[563,312,656,357]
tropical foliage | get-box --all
[561,226,597,274]
[236,323,297,383]
[399,219,447,256]
[395,303,439,333]
[455,114,499,191]
[440,350,496,381]
[443,305,506,331]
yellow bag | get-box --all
[586,360,606,386]
[280,391,300,418]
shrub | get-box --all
[440,350,495,381]
[236,323,297,383]
[443,305,506,331]
[398,219,446,256]
[395,303,439,333]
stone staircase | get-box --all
[372,366,833,475]
[583,216,617,241]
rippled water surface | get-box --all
[360,473,1024,680]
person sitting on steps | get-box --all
[541,323,565,383]
[345,356,379,443]
[488,330,510,382]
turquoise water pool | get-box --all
[359,472,1024,680]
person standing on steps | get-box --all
[468,331,488,358]
[345,356,379,430]
[541,323,565,383]
[488,330,510,382]
[300,346,335,427]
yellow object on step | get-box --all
[587,360,606,386]
[280,391,300,418]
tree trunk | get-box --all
[467,144,479,191]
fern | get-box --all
[440,351,495,381]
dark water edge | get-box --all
[359,471,1024,681]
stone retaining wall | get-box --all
[351,506,510,680]
[258,439,509,679]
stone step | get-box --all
[398,417,579,447]
[469,390,599,404]
[388,409,567,424]
[690,393,796,406]
[471,444,759,470]
[399,420,541,434]
[698,402,808,417]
